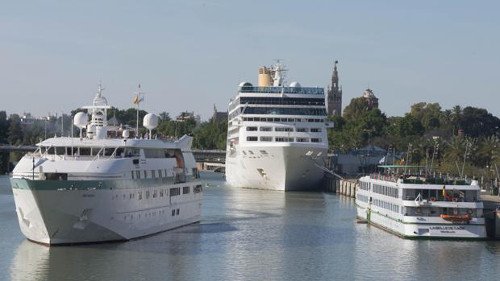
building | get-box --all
[327,60,343,116]
[362,88,379,109]
[211,105,228,123]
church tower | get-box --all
[327,60,342,116]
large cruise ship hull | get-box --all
[225,143,327,191]
[355,204,486,239]
[11,178,202,245]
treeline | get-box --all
[0,108,227,150]
[329,98,500,181]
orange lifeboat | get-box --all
[440,214,471,223]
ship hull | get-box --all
[225,144,327,191]
[11,178,202,245]
[355,204,486,239]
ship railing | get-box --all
[369,173,398,182]
[173,167,186,183]
[239,86,324,95]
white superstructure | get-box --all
[356,166,486,239]
[10,86,202,245]
[225,63,332,191]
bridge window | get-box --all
[170,187,180,196]
[275,137,294,142]
[275,127,293,132]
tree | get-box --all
[7,114,23,145]
[343,97,370,122]
[0,111,8,143]
[458,107,500,138]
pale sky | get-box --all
[1,0,499,120]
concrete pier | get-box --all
[333,179,357,198]
[481,194,500,240]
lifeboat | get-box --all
[440,214,471,223]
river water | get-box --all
[0,173,499,281]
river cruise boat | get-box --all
[356,165,486,239]
[10,86,202,245]
[225,62,332,191]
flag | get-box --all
[133,94,144,105]
[378,156,386,164]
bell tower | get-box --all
[327,60,342,116]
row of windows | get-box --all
[112,185,193,201]
[373,198,400,213]
[239,96,325,106]
[40,146,182,160]
[244,107,327,116]
[357,194,370,203]
[241,117,325,123]
[246,136,322,142]
[373,184,399,198]
[359,181,370,191]
[131,169,171,179]
[246,126,323,132]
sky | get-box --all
[1,0,499,121]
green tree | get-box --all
[7,114,23,145]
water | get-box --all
[0,173,499,281]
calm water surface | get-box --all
[0,173,499,281]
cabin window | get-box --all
[116,148,124,157]
[55,147,65,155]
[135,170,141,179]
[260,137,272,142]
[176,209,179,215]
[259,127,272,131]
[79,147,91,156]
[152,170,156,178]
[310,128,322,132]
[194,185,202,193]
[144,149,164,158]
[311,138,321,143]
[246,126,258,131]
[45,147,55,155]
[247,136,258,141]
[170,187,181,196]
[296,128,308,132]
[158,169,163,177]
[297,138,309,142]
[143,170,147,178]
[131,171,134,179]
[183,186,190,194]
[104,148,116,156]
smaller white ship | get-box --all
[356,165,486,239]
[10,85,202,245]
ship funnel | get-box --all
[258,66,273,87]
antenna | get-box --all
[133,84,145,137]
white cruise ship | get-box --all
[356,165,486,239]
[225,63,332,191]
[10,86,202,245]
